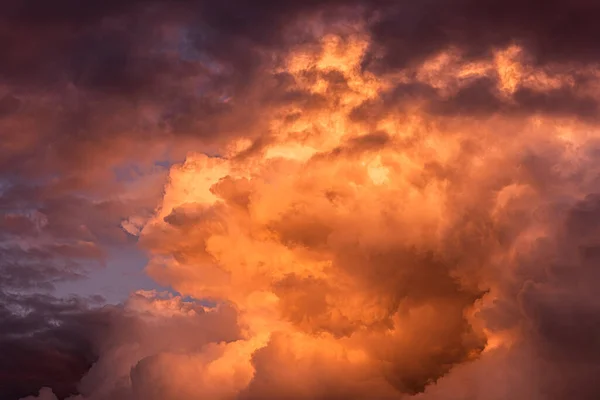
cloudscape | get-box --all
[3,1,600,399]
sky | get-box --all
[2,1,600,399]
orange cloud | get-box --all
[132,33,562,399]
[53,19,600,400]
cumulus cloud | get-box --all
[58,27,600,400]
[4,1,600,399]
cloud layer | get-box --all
[3,1,600,399]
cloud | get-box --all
[19,387,58,400]
[70,31,592,399]
[1,293,109,400]
[366,0,600,70]
[66,291,240,400]
[133,30,600,399]
[3,1,600,400]
[2,0,599,184]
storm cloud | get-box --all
[2,1,600,399]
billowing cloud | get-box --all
[43,27,598,400]
[4,1,600,400]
